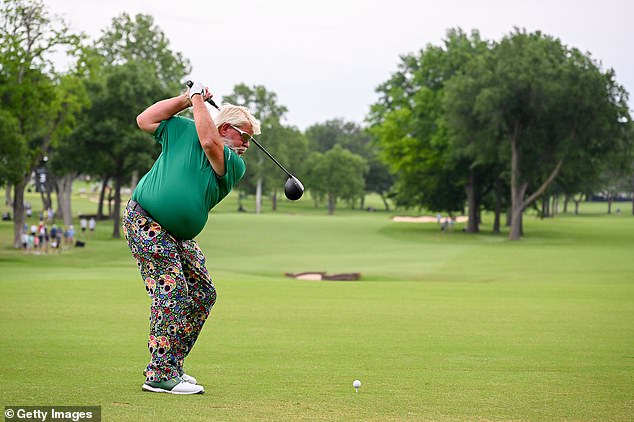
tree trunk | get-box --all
[563,194,569,213]
[493,178,502,233]
[12,179,27,249]
[112,177,122,238]
[255,177,263,214]
[380,193,390,211]
[56,174,75,227]
[509,134,523,240]
[509,186,526,240]
[465,172,479,233]
[327,192,335,215]
[271,191,277,211]
[237,189,246,211]
[97,177,109,219]
[607,194,612,214]
[130,170,139,192]
[509,131,563,240]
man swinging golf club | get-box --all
[123,81,260,394]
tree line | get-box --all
[369,28,633,240]
[1,0,632,247]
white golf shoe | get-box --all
[142,377,204,394]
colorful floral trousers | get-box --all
[122,206,216,382]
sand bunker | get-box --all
[285,272,361,281]
[391,216,468,223]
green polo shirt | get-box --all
[132,116,246,240]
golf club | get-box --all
[186,80,304,200]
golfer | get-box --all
[123,81,260,394]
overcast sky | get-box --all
[45,0,634,130]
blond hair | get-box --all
[215,103,261,135]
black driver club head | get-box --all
[285,176,304,201]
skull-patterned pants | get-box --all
[122,205,217,382]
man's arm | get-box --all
[136,94,192,134]
[190,86,226,176]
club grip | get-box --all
[185,80,220,110]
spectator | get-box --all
[26,233,35,253]
[80,217,88,235]
[88,217,96,235]
[21,231,28,252]
[37,221,45,249]
[50,224,61,251]
[64,224,75,246]
[39,223,49,254]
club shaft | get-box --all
[248,137,293,178]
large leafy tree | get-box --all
[441,35,504,232]
[304,145,368,214]
[42,74,90,226]
[450,29,631,239]
[96,13,189,89]
[306,119,393,210]
[0,0,86,247]
[369,29,490,224]
[0,110,26,184]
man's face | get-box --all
[222,123,252,156]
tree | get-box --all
[275,125,308,209]
[441,33,504,232]
[365,157,394,211]
[304,145,367,214]
[459,29,631,239]
[306,118,367,153]
[42,74,90,226]
[370,29,489,221]
[0,0,86,247]
[306,119,393,210]
[0,110,27,203]
[96,13,190,89]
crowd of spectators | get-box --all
[13,205,95,254]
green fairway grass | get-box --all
[0,191,632,421]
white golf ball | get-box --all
[353,380,361,388]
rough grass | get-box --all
[0,190,632,421]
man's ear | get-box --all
[218,123,230,136]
